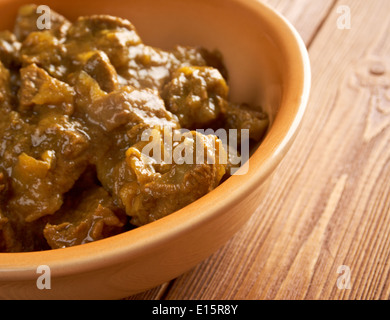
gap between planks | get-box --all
[125,0,338,301]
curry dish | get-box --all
[0,5,268,252]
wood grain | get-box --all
[126,0,337,300]
[128,0,390,300]
[265,0,336,45]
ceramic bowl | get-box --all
[0,0,310,299]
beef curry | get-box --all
[0,5,268,252]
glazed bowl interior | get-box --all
[0,0,310,299]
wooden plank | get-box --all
[159,0,390,300]
[126,0,336,300]
[266,0,336,45]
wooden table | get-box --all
[127,0,390,300]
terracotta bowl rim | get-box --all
[0,0,311,280]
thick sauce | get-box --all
[0,5,268,252]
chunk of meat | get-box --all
[0,172,6,196]
[6,112,90,223]
[224,103,269,141]
[83,50,119,92]
[171,45,207,68]
[8,155,87,222]
[75,76,179,132]
[72,70,106,110]
[0,61,13,109]
[67,14,139,39]
[8,152,63,222]
[0,110,31,174]
[20,31,68,79]
[14,4,71,41]
[33,113,90,159]
[0,31,21,69]
[114,130,227,225]
[118,45,229,93]
[67,15,141,70]
[0,209,24,252]
[162,66,229,129]
[117,44,179,91]
[96,146,135,205]
[172,45,228,81]
[18,64,75,114]
[0,211,9,251]
[43,187,126,249]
